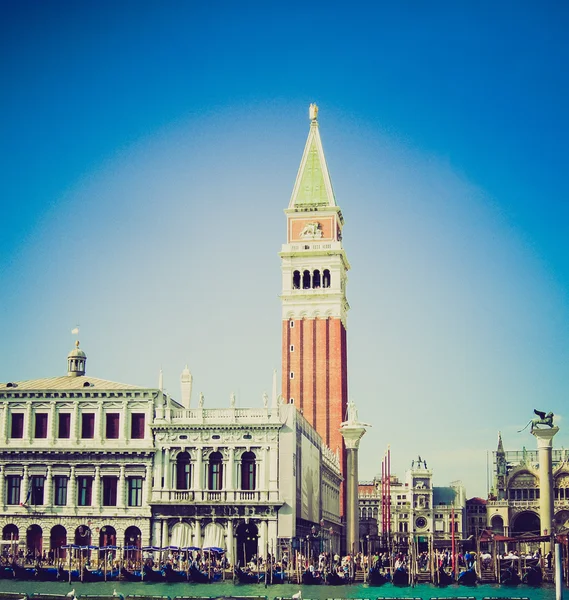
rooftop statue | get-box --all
[518,409,555,433]
[309,103,318,121]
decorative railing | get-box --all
[152,489,280,503]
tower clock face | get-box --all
[415,516,427,529]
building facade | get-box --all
[486,432,569,538]
[0,345,341,563]
[0,344,156,561]
[359,457,466,552]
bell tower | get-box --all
[280,104,350,515]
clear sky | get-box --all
[1,0,568,498]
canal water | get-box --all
[0,579,560,600]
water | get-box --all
[0,579,560,600]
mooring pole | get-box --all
[555,542,563,600]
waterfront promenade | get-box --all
[0,578,561,600]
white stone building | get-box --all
[0,343,156,561]
[0,345,341,564]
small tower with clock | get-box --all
[280,105,350,515]
[408,456,434,543]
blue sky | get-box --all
[1,0,568,497]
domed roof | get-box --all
[68,340,86,358]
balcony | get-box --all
[151,489,280,504]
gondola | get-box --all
[163,563,188,582]
[270,569,285,583]
[0,567,15,579]
[141,564,165,581]
[81,566,119,582]
[35,567,60,581]
[325,569,349,585]
[436,566,455,586]
[119,566,142,582]
[368,566,389,586]
[57,566,80,582]
[189,564,213,583]
[301,569,323,585]
[11,565,37,581]
[501,566,521,586]
[392,566,409,586]
[234,566,263,584]
[523,565,543,586]
[457,567,477,586]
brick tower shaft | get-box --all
[280,105,350,517]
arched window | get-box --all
[323,269,331,288]
[208,451,223,491]
[313,270,321,288]
[176,451,192,490]
[302,270,311,289]
[292,271,301,289]
[2,524,18,542]
[241,451,256,491]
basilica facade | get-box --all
[486,432,569,538]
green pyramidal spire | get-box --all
[289,104,336,209]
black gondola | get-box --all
[0,567,15,580]
[436,566,455,586]
[189,564,212,583]
[392,566,409,586]
[56,567,80,582]
[501,566,521,586]
[11,565,36,581]
[35,567,60,582]
[163,563,188,582]
[368,566,389,586]
[234,566,263,584]
[457,567,477,586]
[523,565,543,586]
[81,567,119,582]
[119,566,142,582]
[142,564,165,581]
[301,569,323,585]
[325,570,349,585]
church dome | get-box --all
[67,340,87,377]
[68,346,87,359]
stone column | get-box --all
[25,401,33,442]
[0,405,7,445]
[227,448,235,491]
[340,405,368,556]
[122,400,129,441]
[164,448,172,490]
[49,401,57,444]
[0,465,5,509]
[73,401,80,443]
[93,466,101,509]
[259,520,268,559]
[68,466,76,507]
[226,519,234,566]
[22,466,29,505]
[152,519,162,548]
[532,426,559,552]
[44,466,53,507]
[97,402,104,443]
[118,466,126,508]
[195,449,203,492]
[161,519,169,548]
[145,464,152,504]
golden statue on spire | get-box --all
[309,103,318,121]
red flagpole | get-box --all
[387,447,391,537]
